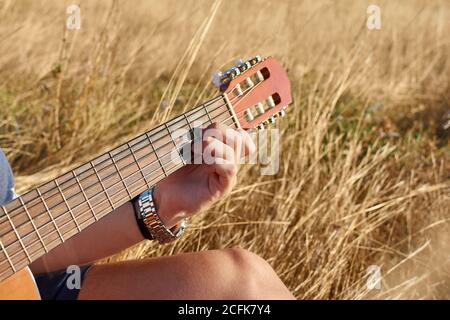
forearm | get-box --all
[30,201,144,274]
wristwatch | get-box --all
[133,187,188,244]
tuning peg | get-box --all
[244,109,254,122]
[212,71,223,88]
[278,109,286,117]
[268,116,276,124]
[255,102,265,115]
[267,96,275,108]
[255,70,265,82]
[234,83,243,96]
[256,123,265,131]
[235,59,252,73]
[232,66,241,76]
[212,56,264,88]
[246,77,254,88]
[249,55,262,66]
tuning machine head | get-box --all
[213,55,263,89]
[254,112,284,130]
[274,108,287,119]
[212,68,237,91]
[256,123,265,131]
[235,58,253,73]
[249,55,262,66]
[221,56,292,130]
[212,71,223,88]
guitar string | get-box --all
[0,115,238,275]
[0,75,256,225]
[0,94,265,276]
[0,97,227,242]
[0,80,264,260]
[0,82,271,276]
[0,77,259,232]
[0,80,268,272]
[0,95,223,222]
[0,83,257,253]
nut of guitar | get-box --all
[0,267,41,300]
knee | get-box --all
[217,247,277,298]
[225,247,272,275]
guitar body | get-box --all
[0,268,41,300]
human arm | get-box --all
[30,123,255,274]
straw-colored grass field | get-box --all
[1,0,449,299]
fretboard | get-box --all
[0,94,238,281]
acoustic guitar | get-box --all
[0,56,292,299]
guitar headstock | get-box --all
[215,56,292,130]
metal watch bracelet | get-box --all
[134,187,188,244]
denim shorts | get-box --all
[33,265,92,300]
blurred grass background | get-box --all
[0,0,449,298]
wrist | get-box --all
[133,187,188,244]
[153,184,186,229]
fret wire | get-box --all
[183,112,196,142]
[36,188,65,243]
[72,170,98,222]
[18,197,48,253]
[54,178,82,232]
[90,161,116,211]
[165,123,186,166]
[0,239,16,272]
[203,103,213,125]
[127,141,151,190]
[183,113,194,131]
[146,133,168,177]
[2,206,32,263]
[108,151,133,200]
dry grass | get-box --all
[1,0,449,299]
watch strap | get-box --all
[133,188,187,244]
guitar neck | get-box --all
[0,94,238,282]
